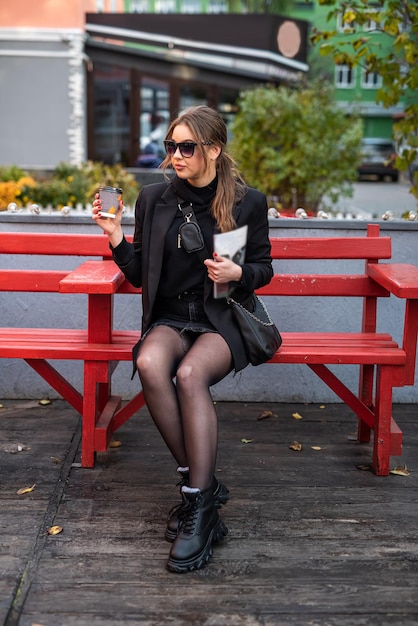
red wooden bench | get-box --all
[0,224,417,475]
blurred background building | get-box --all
[0,0,408,170]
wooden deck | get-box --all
[1,398,417,626]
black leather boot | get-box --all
[165,468,229,542]
[166,485,228,573]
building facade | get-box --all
[1,0,411,170]
[0,0,308,169]
[85,12,308,165]
[291,1,411,140]
[0,0,124,169]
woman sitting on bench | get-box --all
[92,105,273,573]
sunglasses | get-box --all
[163,140,212,158]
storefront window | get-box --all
[93,63,130,164]
[90,63,240,166]
[179,85,207,111]
[136,79,169,166]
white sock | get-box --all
[182,486,200,494]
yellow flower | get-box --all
[0,181,19,209]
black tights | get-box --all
[136,325,233,491]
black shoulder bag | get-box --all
[177,197,282,366]
[226,294,282,366]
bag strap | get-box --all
[176,196,210,265]
[227,295,275,326]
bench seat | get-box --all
[0,328,404,365]
[0,329,138,360]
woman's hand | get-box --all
[92,193,124,248]
[204,254,243,284]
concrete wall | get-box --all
[0,29,86,168]
[1,214,417,404]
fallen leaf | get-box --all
[289,441,302,451]
[311,446,322,451]
[356,464,371,472]
[257,410,273,420]
[390,465,411,477]
[17,483,36,495]
[47,525,63,535]
[241,438,253,444]
[347,434,358,441]
[50,457,62,464]
[38,399,51,406]
[1,442,30,454]
[319,405,326,409]
[109,439,122,448]
[292,412,303,420]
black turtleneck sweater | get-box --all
[156,177,218,299]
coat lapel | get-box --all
[232,201,242,223]
[147,187,177,310]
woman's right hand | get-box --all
[92,193,124,248]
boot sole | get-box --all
[166,518,228,573]
[165,482,229,543]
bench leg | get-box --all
[82,361,111,468]
[372,365,394,476]
[358,364,374,443]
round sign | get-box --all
[277,21,301,58]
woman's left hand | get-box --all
[204,254,243,283]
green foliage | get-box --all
[0,165,27,182]
[311,0,418,200]
[229,83,363,212]
[82,162,139,207]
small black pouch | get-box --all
[177,200,209,263]
[178,212,205,253]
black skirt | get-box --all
[131,292,217,378]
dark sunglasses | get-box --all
[163,140,212,158]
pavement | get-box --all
[330,177,418,220]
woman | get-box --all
[92,105,273,573]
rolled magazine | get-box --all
[213,225,248,298]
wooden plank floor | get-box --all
[1,398,417,626]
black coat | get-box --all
[112,181,273,372]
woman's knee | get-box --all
[136,350,162,381]
[176,362,205,394]
[137,343,182,385]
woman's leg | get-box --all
[136,325,193,467]
[175,332,232,491]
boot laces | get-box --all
[167,473,190,520]
[179,495,201,535]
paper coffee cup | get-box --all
[98,186,123,218]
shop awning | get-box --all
[85,13,309,85]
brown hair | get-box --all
[162,105,246,232]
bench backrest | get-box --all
[0,224,391,299]
[0,232,113,258]
[260,223,391,298]
[0,231,115,292]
